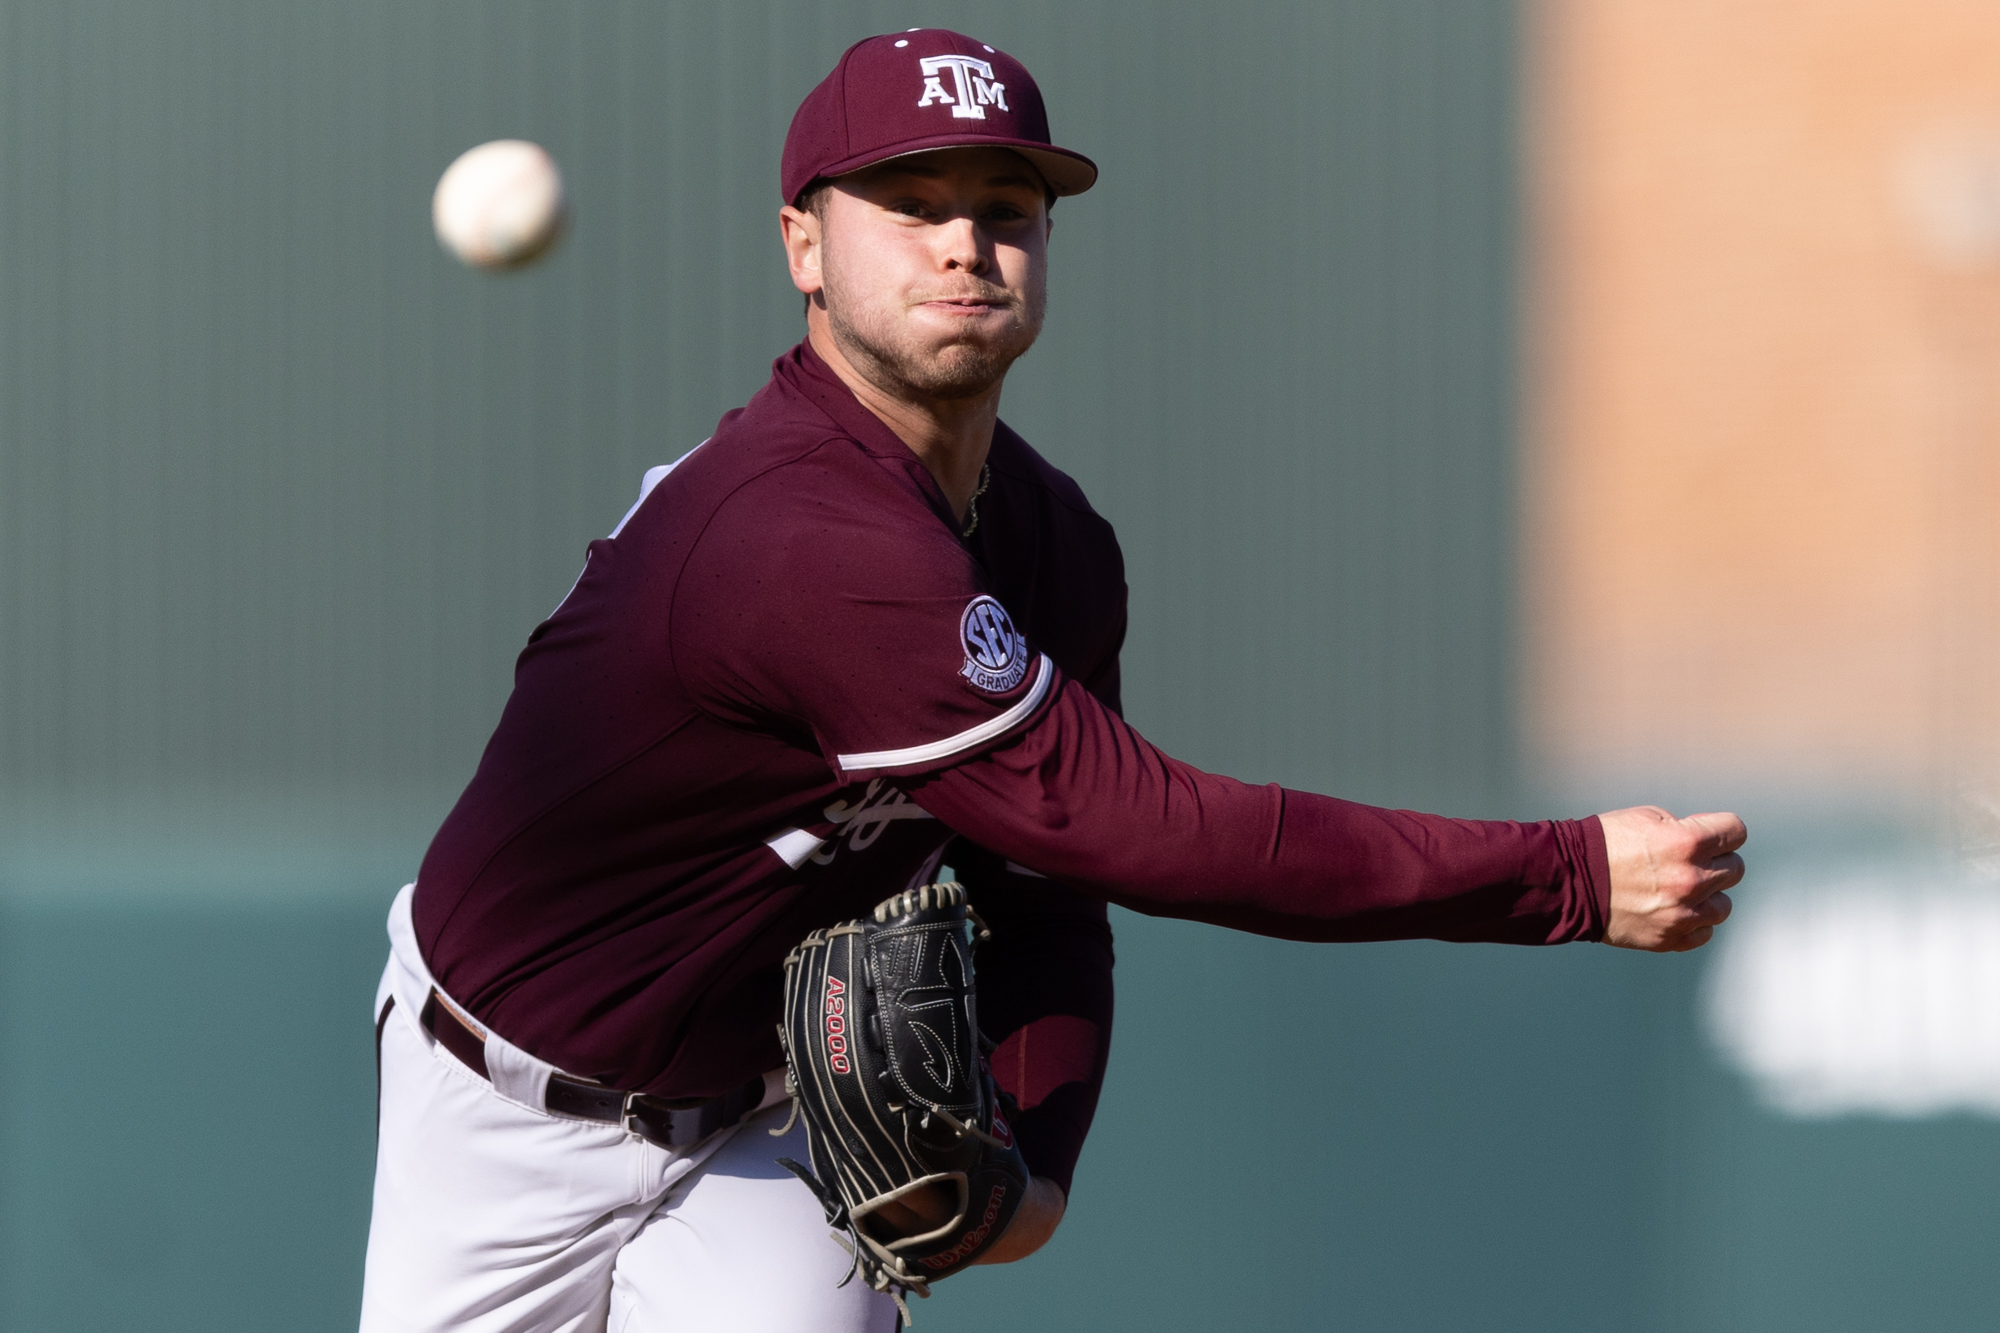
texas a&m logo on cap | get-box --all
[959,595,1028,693]
[916,54,1009,120]
[778,28,1099,206]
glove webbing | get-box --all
[775,1153,922,1326]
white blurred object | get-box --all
[1897,126,2000,269]
[432,139,567,270]
[1705,877,2000,1117]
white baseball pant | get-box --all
[359,886,898,1333]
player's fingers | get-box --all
[1662,851,1741,910]
[1701,851,1746,894]
[1696,889,1733,928]
[1682,811,1748,857]
[1671,924,1715,953]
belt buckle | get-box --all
[620,1093,689,1147]
[620,1093,659,1142]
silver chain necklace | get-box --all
[961,464,991,539]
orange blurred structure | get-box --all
[1528,0,2000,840]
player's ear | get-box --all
[779,204,825,299]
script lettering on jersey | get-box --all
[918,1183,1010,1269]
[916,54,1008,120]
[809,778,936,867]
[824,975,851,1074]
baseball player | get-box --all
[360,28,1746,1333]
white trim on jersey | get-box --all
[609,441,706,539]
[550,442,709,618]
[764,827,828,870]
[835,653,1054,773]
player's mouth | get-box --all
[917,295,1014,317]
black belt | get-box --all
[415,990,769,1149]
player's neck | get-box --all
[806,321,997,527]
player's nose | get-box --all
[936,214,988,273]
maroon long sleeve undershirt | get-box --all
[950,840,1114,1199]
[903,674,1609,1192]
[911,676,1609,943]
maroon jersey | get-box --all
[414,340,1609,1193]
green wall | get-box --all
[2,3,1993,1330]
[0,0,1520,825]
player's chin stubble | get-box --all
[824,277,1045,403]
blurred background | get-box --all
[1,0,1994,1328]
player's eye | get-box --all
[981,199,1036,225]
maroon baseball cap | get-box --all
[781,29,1097,205]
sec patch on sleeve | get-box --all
[959,595,1030,693]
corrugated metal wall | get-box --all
[0,3,1549,1330]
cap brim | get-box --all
[814,135,1098,199]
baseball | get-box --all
[432,139,567,270]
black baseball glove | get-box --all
[775,882,1028,1324]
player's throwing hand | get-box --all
[1598,806,1748,952]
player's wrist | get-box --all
[975,1176,1066,1265]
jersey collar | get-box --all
[775,339,973,537]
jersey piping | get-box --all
[834,653,1054,773]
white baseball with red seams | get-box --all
[432,139,567,270]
